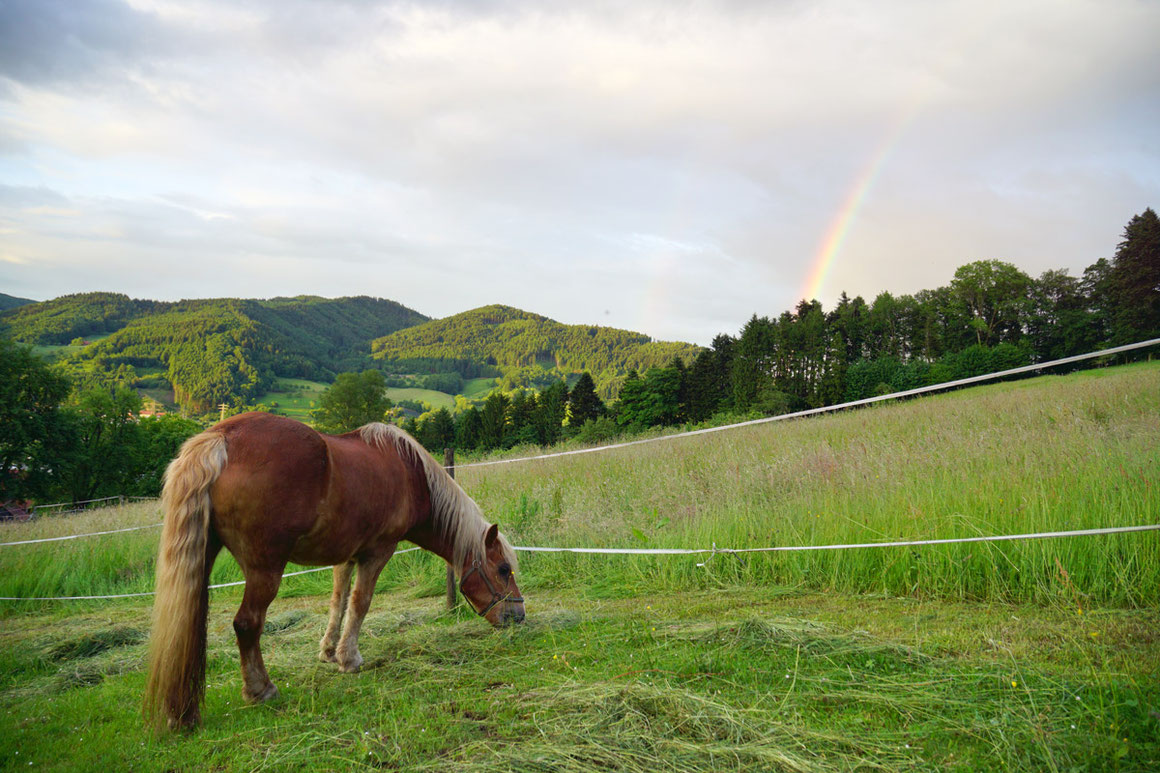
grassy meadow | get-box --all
[387,387,457,411]
[260,378,329,421]
[462,377,498,399]
[1,361,1158,770]
[29,334,110,363]
[259,380,465,421]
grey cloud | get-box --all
[0,184,72,207]
[0,0,172,85]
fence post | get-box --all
[444,447,457,611]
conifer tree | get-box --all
[567,372,604,426]
[1109,208,1160,344]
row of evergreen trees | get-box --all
[400,373,607,453]
[399,208,1158,453]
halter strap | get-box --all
[459,560,524,617]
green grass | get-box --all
[1,361,1158,769]
[387,387,457,411]
[258,378,329,421]
[29,334,111,362]
[462,377,497,400]
[459,361,1160,607]
[0,588,1156,770]
[259,381,463,421]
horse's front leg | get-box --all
[318,561,355,663]
[233,566,284,704]
[335,547,395,673]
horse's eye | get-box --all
[498,563,511,578]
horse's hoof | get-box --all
[319,649,338,663]
[338,652,363,673]
[243,683,279,704]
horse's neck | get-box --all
[402,519,457,569]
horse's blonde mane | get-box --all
[358,423,516,573]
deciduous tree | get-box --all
[311,370,392,433]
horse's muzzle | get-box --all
[501,603,526,625]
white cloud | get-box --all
[0,0,1157,344]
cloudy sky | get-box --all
[1,0,1157,344]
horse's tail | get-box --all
[143,430,228,731]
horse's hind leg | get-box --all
[233,567,284,704]
[318,561,355,663]
[335,549,395,673]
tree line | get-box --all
[395,208,1158,453]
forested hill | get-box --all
[371,304,701,396]
[0,293,428,410]
[0,292,35,311]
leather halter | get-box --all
[459,559,523,617]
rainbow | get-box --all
[798,112,917,305]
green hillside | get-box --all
[371,304,701,397]
[0,292,35,311]
[0,292,152,342]
[0,293,428,412]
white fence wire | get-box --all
[2,526,1156,601]
[455,336,1160,469]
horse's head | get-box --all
[459,524,524,626]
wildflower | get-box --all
[552,654,558,660]
[1090,631,1099,638]
[1011,681,1018,688]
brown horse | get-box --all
[143,412,523,731]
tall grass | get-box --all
[463,362,1160,606]
[2,362,1156,609]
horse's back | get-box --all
[209,413,331,564]
[206,413,423,568]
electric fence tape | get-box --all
[3,527,1157,601]
[455,336,1160,469]
[0,523,163,547]
[0,547,423,601]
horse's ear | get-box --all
[484,523,499,547]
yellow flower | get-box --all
[1011,681,1018,688]
[552,654,558,660]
